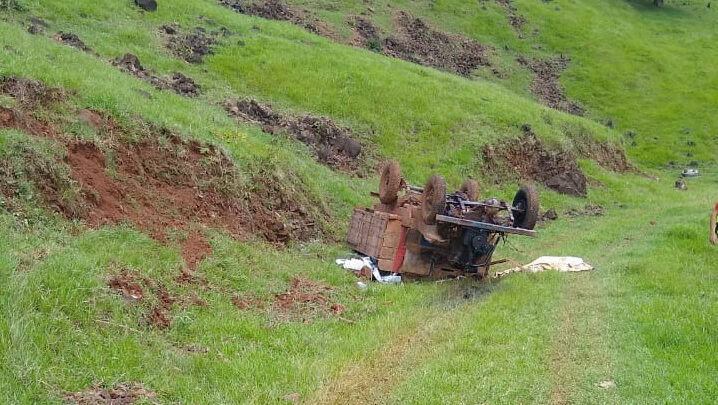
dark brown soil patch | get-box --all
[574,137,634,172]
[0,76,65,108]
[482,127,587,197]
[63,382,155,405]
[518,56,585,116]
[347,16,381,47]
[161,25,216,63]
[273,277,345,322]
[382,11,490,77]
[53,31,95,54]
[484,0,526,33]
[112,53,201,97]
[27,17,49,35]
[219,0,336,38]
[223,99,363,172]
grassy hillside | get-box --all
[0,0,716,403]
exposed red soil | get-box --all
[231,293,265,310]
[113,53,201,97]
[223,98,363,172]
[0,77,322,273]
[108,269,145,300]
[63,382,155,405]
[273,277,346,322]
[517,56,585,116]
[382,11,490,77]
[482,127,588,197]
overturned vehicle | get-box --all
[347,161,539,279]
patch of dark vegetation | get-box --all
[53,31,95,54]
[382,11,490,77]
[0,77,325,269]
[482,127,587,197]
[161,25,216,63]
[564,204,605,217]
[517,56,585,116]
[273,277,346,323]
[113,53,201,97]
[219,0,336,38]
[63,381,155,405]
[223,98,363,172]
[26,17,49,35]
[0,0,24,11]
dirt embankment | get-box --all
[482,125,633,197]
[352,11,490,77]
[483,127,587,197]
[223,99,363,172]
[518,56,585,116]
[0,77,323,269]
[219,0,336,38]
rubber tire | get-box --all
[379,161,402,204]
[460,179,480,201]
[422,175,447,225]
[512,185,539,230]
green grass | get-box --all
[0,0,716,403]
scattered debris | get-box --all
[383,11,490,77]
[63,382,156,405]
[223,98,363,171]
[53,31,95,54]
[336,256,402,283]
[273,277,346,322]
[541,208,558,221]
[482,129,587,197]
[135,0,158,12]
[675,179,687,190]
[494,256,594,278]
[681,168,699,177]
[113,53,201,97]
[518,56,584,115]
[564,204,604,217]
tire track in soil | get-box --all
[545,211,654,404]
[310,308,470,405]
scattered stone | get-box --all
[675,179,687,190]
[542,208,558,221]
[163,26,216,63]
[135,0,158,12]
[597,380,616,389]
[113,53,201,97]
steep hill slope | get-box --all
[0,0,716,403]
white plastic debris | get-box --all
[336,256,402,284]
[356,281,368,290]
[494,256,594,278]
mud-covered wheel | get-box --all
[460,178,480,201]
[422,174,447,225]
[512,185,539,230]
[379,161,402,204]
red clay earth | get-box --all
[0,77,321,273]
[63,382,155,405]
[223,98,363,172]
[517,56,585,116]
[273,277,346,323]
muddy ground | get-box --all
[63,382,155,405]
[518,56,585,116]
[0,77,322,271]
[113,53,201,97]
[224,98,363,172]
